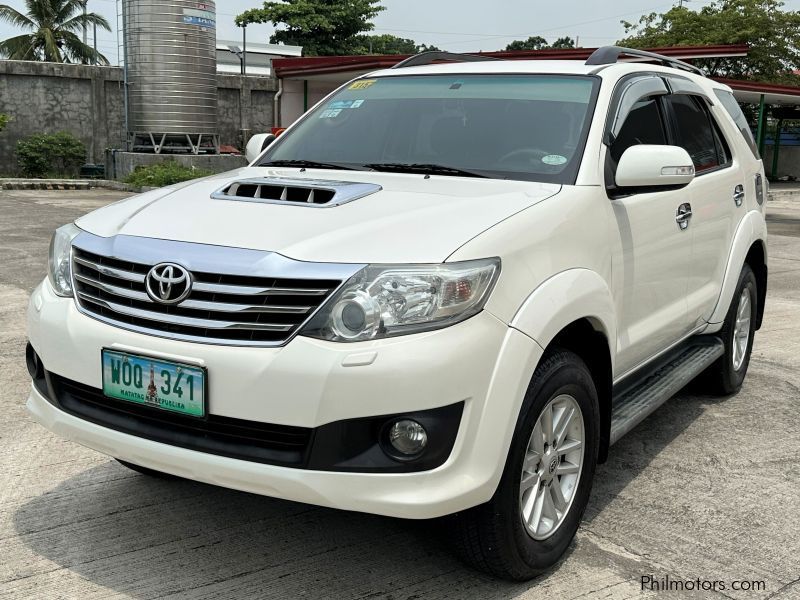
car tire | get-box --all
[116,459,180,479]
[702,264,758,396]
[450,349,600,580]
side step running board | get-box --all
[610,337,724,444]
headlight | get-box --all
[301,258,500,342]
[48,223,81,297]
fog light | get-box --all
[388,419,428,456]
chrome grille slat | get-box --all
[73,256,147,283]
[78,293,295,332]
[73,273,312,315]
[191,281,329,296]
[74,274,150,303]
[181,299,313,315]
[70,243,344,346]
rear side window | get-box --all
[610,97,667,164]
[666,95,731,174]
[714,89,760,158]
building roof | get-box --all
[714,77,800,106]
[272,44,800,106]
[216,40,302,58]
[272,44,749,80]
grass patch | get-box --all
[124,160,213,188]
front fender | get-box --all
[507,268,617,368]
[707,210,768,326]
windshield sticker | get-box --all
[319,109,343,119]
[542,155,568,166]
[328,100,353,110]
[349,79,376,90]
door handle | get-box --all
[675,203,692,230]
[734,184,745,207]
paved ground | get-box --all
[0,189,798,599]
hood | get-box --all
[76,167,561,263]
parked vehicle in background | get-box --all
[26,48,767,579]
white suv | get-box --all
[26,48,768,579]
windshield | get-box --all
[260,74,600,183]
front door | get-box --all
[606,94,695,377]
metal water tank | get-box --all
[124,0,218,153]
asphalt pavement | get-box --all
[0,188,798,599]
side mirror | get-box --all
[245,133,277,163]
[615,145,695,189]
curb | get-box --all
[0,179,154,193]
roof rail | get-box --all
[392,50,498,69]
[585,46,704,75]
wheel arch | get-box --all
[510,269,616,463]
[547,319,613,463]
[708,210,768,327]
[745,240,767,330]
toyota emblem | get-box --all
[145,263,192,305]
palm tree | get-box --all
[0,0,111,65]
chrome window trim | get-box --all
[70,231,366,348]
[210,177,382,208]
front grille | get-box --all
[49,374,313,466]
[72,247,340,345]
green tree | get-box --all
[551,36,576,49]
[236,0,385,56]
[619,0,800,83]
[356,34,441,54]
[0,114,9,133]
[505,36,549,51]
[505,36,576,51]
[0,0,111,64]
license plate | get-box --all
[101,350,206,418]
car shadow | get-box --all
[13,388,717,599]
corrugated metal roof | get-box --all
[272,44,750,78]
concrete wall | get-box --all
[0,60,277,176]
[762,145,800,179]
[106,152,247,180]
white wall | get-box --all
[279,80,340,128]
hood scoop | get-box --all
[211,177,382,208]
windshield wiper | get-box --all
[260,159,369,171]
[364,163,490,178]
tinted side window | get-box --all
[610,97,667,163]
[667,95,730,173]
[714,89,760,158]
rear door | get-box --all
[663,94,742,328]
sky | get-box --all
[2,0,800,64]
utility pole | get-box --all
[93,21,97,65]
[242,25,247,76]
[122,0,130,149]
[83,0,88,63]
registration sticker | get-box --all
[328,100,354,110]
[542,155,568,166]
[349,79,376,90]
[319,109,343,119]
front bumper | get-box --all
[27,280,543,518]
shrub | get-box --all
[16,132,86,178]
[0,114,10,133]
[124,160,213,188]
